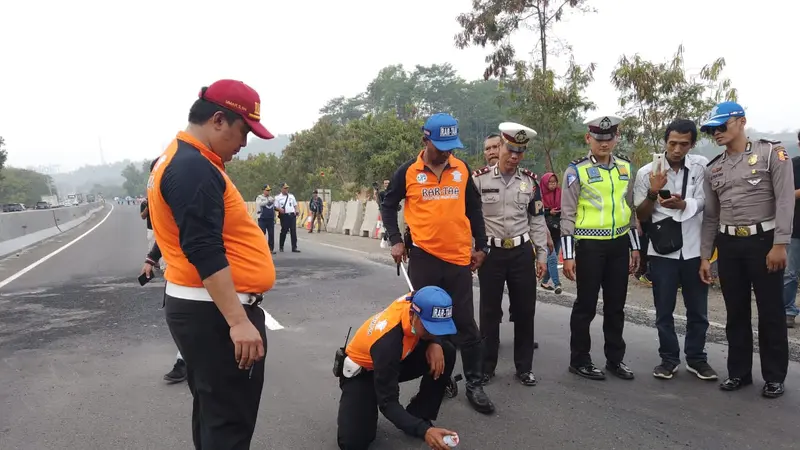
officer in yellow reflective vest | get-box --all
[560,114,642,381]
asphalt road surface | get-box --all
[1,203,799,450]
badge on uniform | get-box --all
[748,154,758,166]
[519,182,528,192]
[778,148,789,162]
[567,173,577,186]
[587,167,602,183]
[617,165,629,180]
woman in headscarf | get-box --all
[539,172,562,294]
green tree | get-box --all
[120,162,148,196]
[507,59,596,172]
[0,136,7,182]
[0,167,57,205]
[611,44,738,166]
[455,0,594,78]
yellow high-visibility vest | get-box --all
[573,158,632,240]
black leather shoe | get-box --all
[163,359,187,384]
[569,363,606,380]
[292,249,301,253]
[606,362,635,380]
[762,382,785,398]
[466,384,495,414]
[719,377,753,391]
[515,371,537,386]
[479,372,496,386]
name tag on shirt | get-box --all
[482,188,500,193]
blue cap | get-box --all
[409,286,457,336]
[699,101,745,132]
[422,113,464,151]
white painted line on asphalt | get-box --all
[297,238,370,255]
[259,306,284,330]
[0,205,114,290]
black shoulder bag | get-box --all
[648,168,689,255]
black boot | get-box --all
[460,343,495,414]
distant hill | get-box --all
[50,160,135,194]
[238,134,292,159]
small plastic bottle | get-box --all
[443,434,459,447]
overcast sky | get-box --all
[1,0,797,172]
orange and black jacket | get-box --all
[147,131,274,293]
[345,296,442,438]
[380,151,487,266]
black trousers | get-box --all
[570,236,630,367]
[478,241,536,374]
[336,340,456,450]
[165,296,268,450]
[716,231,788,382]
[258,219,275,252]
[279,213,297,250]
[408,247,483,384]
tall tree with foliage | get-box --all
[120,161,151,196]
[611,44,738,166]
[0,136,7,182]
[455,0,594,78]
[0,167,57,205]
[507,59,595,172]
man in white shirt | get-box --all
[274,182,300,252]
[634,119,718,382]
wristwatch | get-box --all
[479,245,491,255]
[646,190,658,201]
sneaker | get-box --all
[638,274,652,287]
[653,361,679,380]
[554,285,563,294]
[687,361,718,381]
[163,359,187,384]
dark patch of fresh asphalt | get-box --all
[0,204,798,450]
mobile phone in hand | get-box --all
[658,190,671,199]
[138,272,154,286]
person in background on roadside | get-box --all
[483,132,502,167]
[309,190,324,233]
[783,139,800,328]
[255,185,276,254]
[634,119,717,382]
[539,172,563,294]
[275,183,300,252]
[635,219,652,286]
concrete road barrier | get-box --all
[0,204,104,258]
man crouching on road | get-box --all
[148,79,276,449]
[337,286,459,450]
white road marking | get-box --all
[0,205,114,290]
[260,306,284,331]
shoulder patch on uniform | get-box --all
[707,153,723,167]
[520,168,536,180]
[759,138,781,145]
[775,145,789,162]
[570,156,589,165]
[472,166,491,177]
[614,153,631,163]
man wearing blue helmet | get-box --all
[381,112,494,414]
[336,286,459,450]
[699,101,793,398]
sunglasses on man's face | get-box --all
[703,118,738,136]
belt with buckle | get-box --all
[165,282,264,306]
[719,220,776,237]
[489,232,530,249]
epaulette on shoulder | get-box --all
[570,156,589,166]
[520,168,537,180]
[759,138,781,145]
[472,166,491,177]
[707,153,723,167]
[614,153,631,163]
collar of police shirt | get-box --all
[634,153,708,260]
[586,151,623,168]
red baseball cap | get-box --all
[200,80,274,140]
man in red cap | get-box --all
[147,79,276,449]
